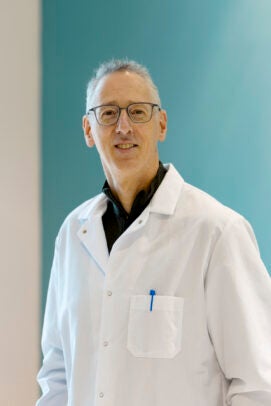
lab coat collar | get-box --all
[149,163,184,215]
[77,193,108,221]
[76,164,184,273]
[77,163,184,221]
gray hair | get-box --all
[85,58,161,112]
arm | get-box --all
[205,216,271,405]
[36,237,68,405]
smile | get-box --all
[115,144,137,149]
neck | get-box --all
[105,162,159,214]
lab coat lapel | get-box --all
[149,164,184,215]
[77,194,109,274]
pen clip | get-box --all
[149,289,156,311]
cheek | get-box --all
[94,133,112,156]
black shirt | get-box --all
[102,162,167,253]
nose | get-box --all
[115,108,133,134]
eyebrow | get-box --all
[99,100,145,105]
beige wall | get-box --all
[0,1,40,404]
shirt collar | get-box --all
[102,161,167,218]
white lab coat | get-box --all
[37,164,271,406]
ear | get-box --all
[82,115,95,148]
[158,109,167,142]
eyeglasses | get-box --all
[87,102,161,126]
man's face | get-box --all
[83,71,167,183]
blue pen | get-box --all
[149,289,156,311]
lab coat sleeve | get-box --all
[205,216,271,406]
[36,236,68,405]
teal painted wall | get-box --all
[42,0,271,312]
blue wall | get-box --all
[42,0,271,312]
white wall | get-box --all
[0,1,40,404]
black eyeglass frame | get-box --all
[87,102,161,126]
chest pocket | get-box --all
[127,294,184,359]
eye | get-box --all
[101,107,117,118]
[96,106,119,124]
[133,109,145,115]
[129,104,149,121]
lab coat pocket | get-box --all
[127,294,184,358]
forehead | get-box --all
[92,71,154,105]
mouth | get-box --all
[115,143,137,149]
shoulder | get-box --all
[167,164,246,232]
[182,181,239,219]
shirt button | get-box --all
[82,229,87,234]
[107,290,112,296]
[103,341,109,347]
[99,392,104,398]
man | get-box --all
[37,59,271,405]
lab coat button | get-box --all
[107,290,112,296]
[99,392,104,398]
[82,229,87,234]
[103,341,109,347]
[138,219,142,224]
